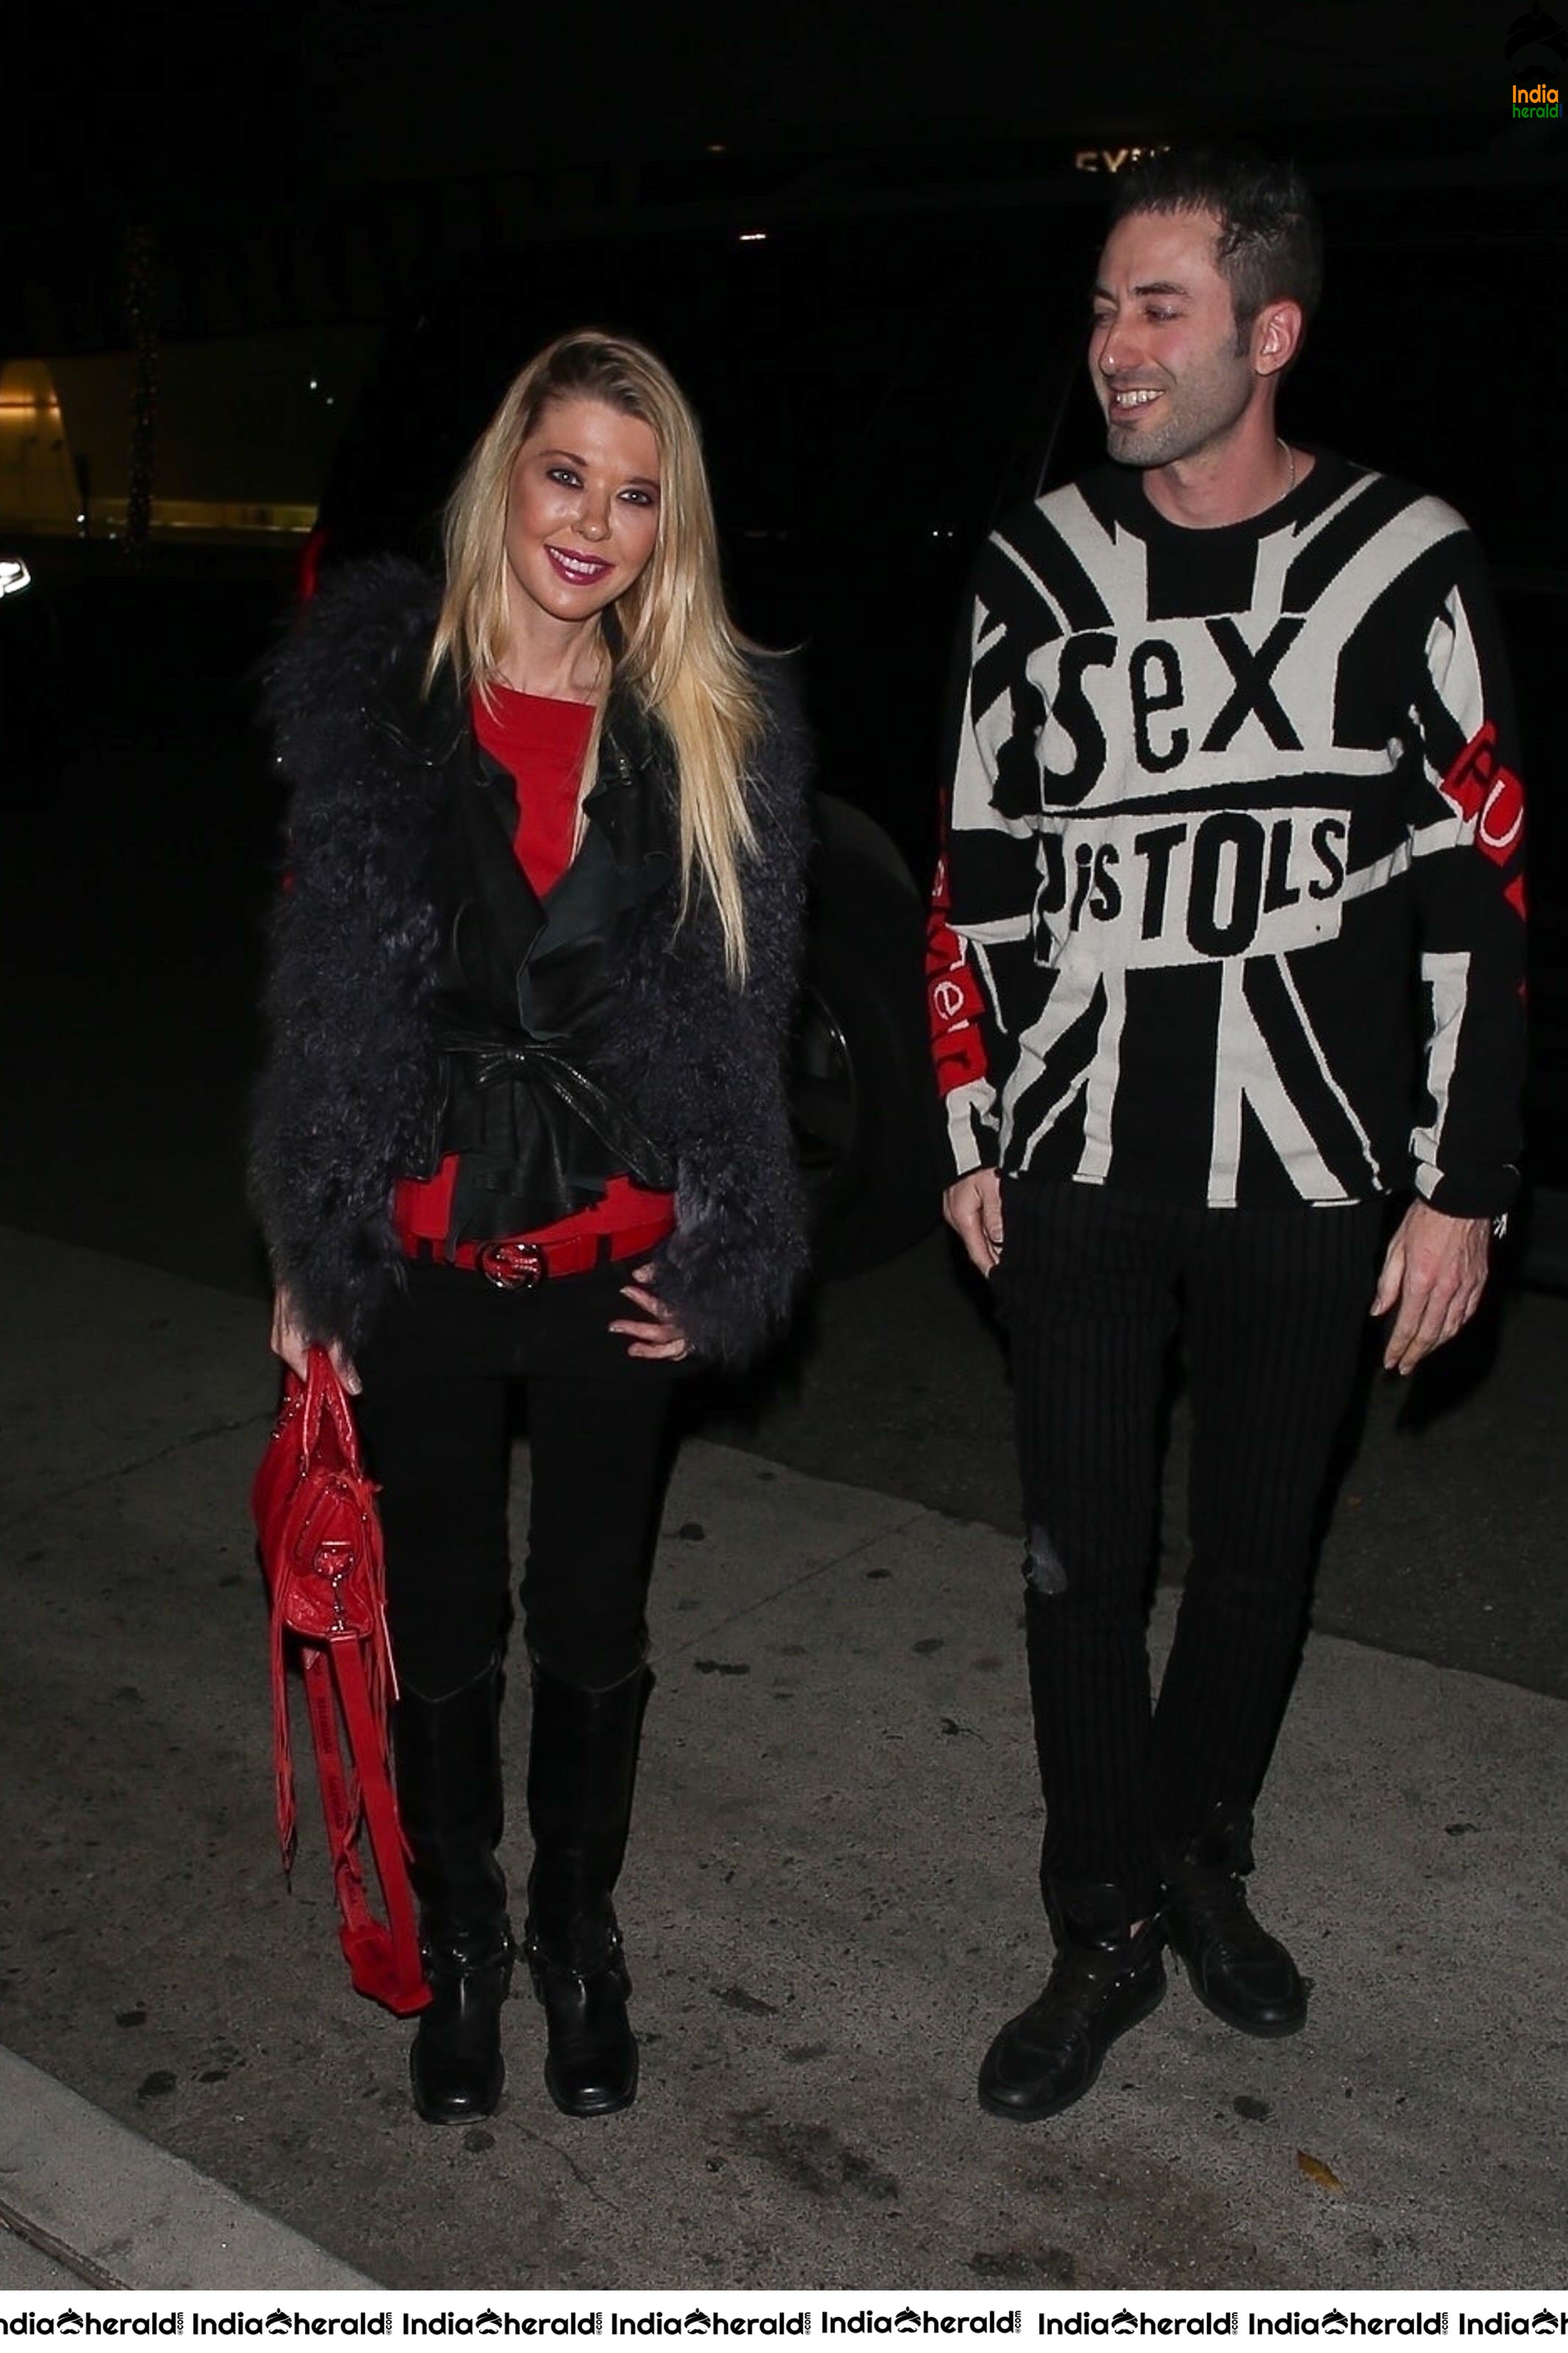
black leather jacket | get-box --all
[414,667,679,1242]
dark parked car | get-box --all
[304,154,1568,1279]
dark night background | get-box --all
[15,0,1563,352]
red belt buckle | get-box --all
[477,1238,548,1290]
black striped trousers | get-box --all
[993,1175,1385,1918]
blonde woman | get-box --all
[251,332,809,2126]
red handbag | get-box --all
[251,1346,430,2015]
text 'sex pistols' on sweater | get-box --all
[928,454,1527,1218]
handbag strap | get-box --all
[299,1346,362,1471]
[299,1642,429,2015]
[332,1635,427,2010]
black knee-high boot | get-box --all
[523,1658,651,2119]
[393,1664,514,2125]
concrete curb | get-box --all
[0,2046,371,2290]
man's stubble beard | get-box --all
[1103,353,1254,471]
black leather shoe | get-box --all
[525,1920,637,2117]
[1163,1866,1308,2038]
[409,1927,514,2124]
[978,1930,1166,2121]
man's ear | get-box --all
[1253,299,1305,378]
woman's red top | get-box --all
[391,684,676,1254]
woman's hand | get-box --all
[269,1287,362,1394]
[609,1263,692,1362]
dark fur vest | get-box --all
[248,559,811,1368]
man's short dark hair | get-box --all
[1107,147,1325,336]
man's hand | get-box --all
[944,1168,1005,1275]
[1370,1201,1492,1376]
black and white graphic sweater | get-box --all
[927,452,1526,1216]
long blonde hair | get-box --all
[427,331,765,982]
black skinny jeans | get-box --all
[351,1259,681,1702]
[994,1176,1385,1918]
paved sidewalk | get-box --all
[0,1229,1564,2291]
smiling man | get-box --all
[928,149,1526,2119]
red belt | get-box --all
[418,1215,676,1291]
